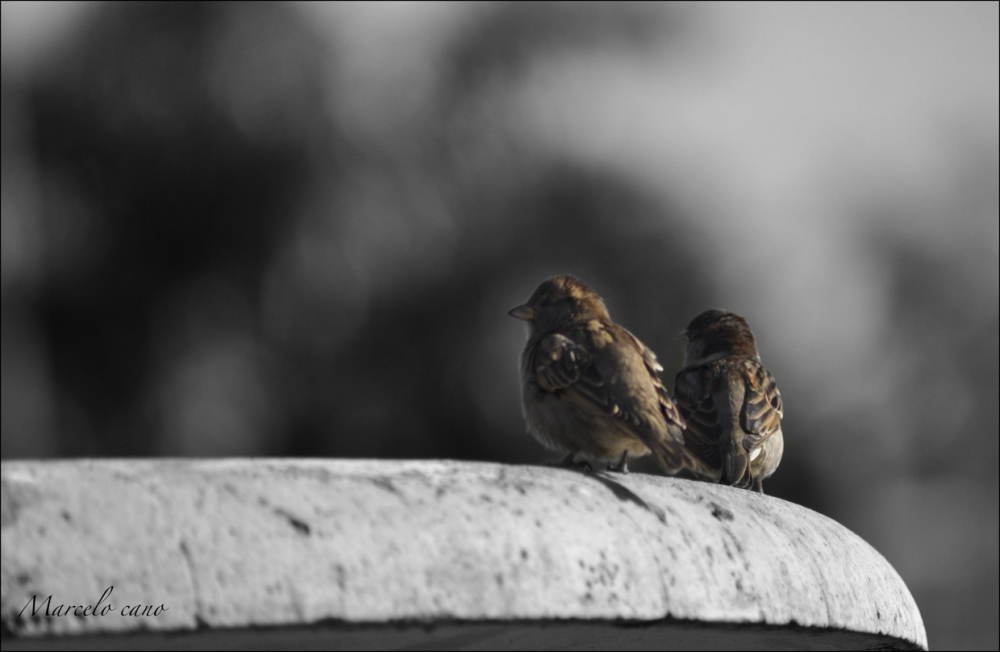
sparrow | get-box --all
[509,276,712,477]
[673,310,784,494]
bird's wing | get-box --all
[532,332,628,420]
[533,326,711,476]
[534,327,676,432]
[615,328,719,476]
[673,366,723,470]
[739,360,783,453]
[626,330,687,437]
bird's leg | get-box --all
[752,476,765,494]
[607,450,630,474]
[557,453,592,472]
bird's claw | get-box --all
[555,453,592,472]
[606,451,630,474]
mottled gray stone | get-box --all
[0,459,926,649]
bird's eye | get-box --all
[540,298,553,308]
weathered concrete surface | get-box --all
[0,459,926,649]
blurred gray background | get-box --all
[1,2,996,649]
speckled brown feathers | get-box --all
[510,276,712,476]
[673,310,784,493]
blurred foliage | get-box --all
[445,1,674,90]
[3,1,713,463]
[19,2,325,455]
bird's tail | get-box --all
[722,439,748,486]
[649,435,721,481]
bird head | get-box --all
[508,276,610,333]
[682,309,759,367]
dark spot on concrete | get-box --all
[495,573,504,587]
[1,480,45,528]
[1,613,26,636]
[334,564,346,590]
[288,516,309,536]
[16,573,31,586]
[710,503,734,521]
[274,508,311,536]
[521,549,529,561]
[60,510,72,523]
[371,478,401,496]
[435,486,446,498]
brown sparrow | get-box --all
[673,310,784,493]
[509,276,711,476]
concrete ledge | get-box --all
[0,459,926,649]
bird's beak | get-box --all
[508,304,535,321]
